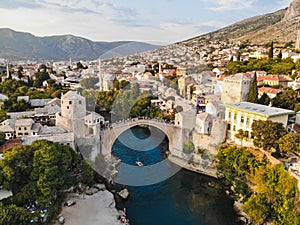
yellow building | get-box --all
[225,102,294,143]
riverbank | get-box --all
[55,188,126,225]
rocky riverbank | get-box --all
[55,184,129,225]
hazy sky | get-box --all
[0,0,292,45]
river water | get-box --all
[112,126,239,225]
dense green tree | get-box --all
[113,77,119,90]
[295,58,300,71]
[119,80,130,90]
[244,164,300,225]
[1,98,30,112]
[33,71,50,88]
[258,93,270,106]
[278,132,300,153]
[271,89,298,110]
[1,145,35,193]
[277,50,282,60]
[294,103,300,112]
[76,62,86,69]
[234,129,249,146]
[183,140,195,155]
[0,131,5,146]
[1,140,79,207]
[31,140,74,207]
[243,194,270,224]
[247,72,258,103]
[0,203,31,225]
[80,77,99,89]
[251,120,287,151]
[225,61,246,74]
[270,58,295,74]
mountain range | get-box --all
[0,28,159,61]
[182,0,300,46]
[2,0,300,61]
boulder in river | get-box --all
[118,188,130,200]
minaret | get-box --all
[98,59,103,91]
[296,30,300,50]
[6,63,10,79]
[159,62,162,73]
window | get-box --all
[24,127,27,130]
[79,100,82,104]
[18,127,21,131]
[69,101,72,105]
[67,106,69,109]
[241,117,244,123]
[24,132,28,135]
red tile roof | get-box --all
[257,74,290,82]
[258,87,281,95]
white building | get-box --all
[225,102,294,143]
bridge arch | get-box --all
[101,119,177,157]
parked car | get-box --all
[64,200,76,207]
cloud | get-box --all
[276,0,291,8]
[198,0,254,11]
[0,0,43,9]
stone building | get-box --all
[221,73,252,104]
[195,112,212,135]
[178,76,195,99]
[56,91,104,138]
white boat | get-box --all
[136,161,143,167]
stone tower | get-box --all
[221,73,252,104]
[56,91,86,137]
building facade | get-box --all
[221,73,252,104]
[225,102,294,143]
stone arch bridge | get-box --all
[100,118,190,158]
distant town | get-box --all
[1,33,300,225]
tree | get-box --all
[1,145,35,193]
[278,133,300,153]
[268,42,274,59]
[258,93,270,106]
[1,140,79,207]
[183,140,195,155]
[271,89,298,110]
[0,203,31,225]
[113,77,119,90]
[235,129,249,146]
[76,62,85,69]
[0,131,5,146]
[244,164,300,225]
[251,120,287,151]
[277,50,282,60]
[247,72,258,103]
[31,140,74,207]
[80,77,99,89]
[294,103,300,112]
